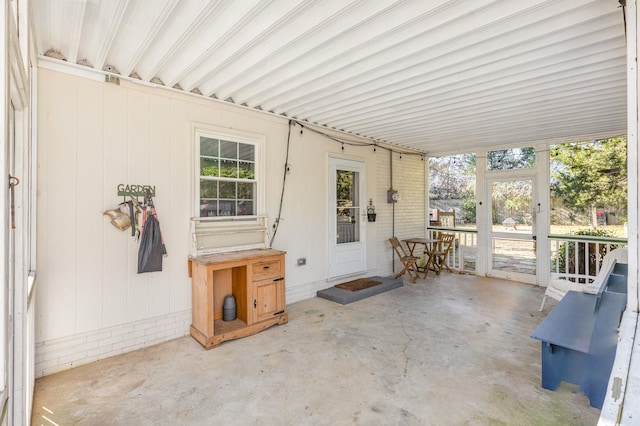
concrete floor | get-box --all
[32,273,600,425]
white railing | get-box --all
[422,230,627,280]
[549,234,628,283]
[427,227,478,273]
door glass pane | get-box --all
[336,170,359,244]
[491,180,533,234]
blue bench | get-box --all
[531,263,628,409]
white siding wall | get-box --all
[35,68,426,376]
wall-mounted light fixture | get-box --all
[367,199,376,222]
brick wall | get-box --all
[34,310,192,377]
[375,151,426,277]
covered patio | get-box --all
[3,1,640,424]
[32,273,600,425]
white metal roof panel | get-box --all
[30,0,626,154]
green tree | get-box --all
[550,138,627,223]
[429,154,476,225]
[491,180,532,224]
[429,154,475,200]
[487,147,535,170]
[460,196,476,223]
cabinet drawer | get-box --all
[252,258,283,280]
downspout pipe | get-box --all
[391,149,395,273]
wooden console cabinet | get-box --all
[188,249,288,349]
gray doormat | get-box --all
[316,276,403,305]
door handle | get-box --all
[9,175,20,229]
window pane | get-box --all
[239,161,254,179]
[487,147,535,171]
[429,153,476,228]
[200,180,217,198]
[220,159,238,178]
[196,132,258,218]
[220,140,237,159]
[237,182,254,200]
[239,143,254,161]
[219,181,236,198]
[200,137,218,157]
[200,200,217,217]
[200,158,218,177]
[237,200,253,216]
[218,200,236,216]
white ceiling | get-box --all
[30,0,627,155]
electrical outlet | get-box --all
[297,258,306,266]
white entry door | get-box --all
[328,157,366,278]
[2,102,16,425]
[486,175,538,284]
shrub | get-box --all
[461,197,476,224]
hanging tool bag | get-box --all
[137,210,166,273]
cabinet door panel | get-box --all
[254,279,285,322]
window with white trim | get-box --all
[196,129,262,218]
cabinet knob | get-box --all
[273,277,284,282]
[254,299,257,309]
[263,265,270,270]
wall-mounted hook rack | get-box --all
[117,184,156,206]
[117,184,155,198]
